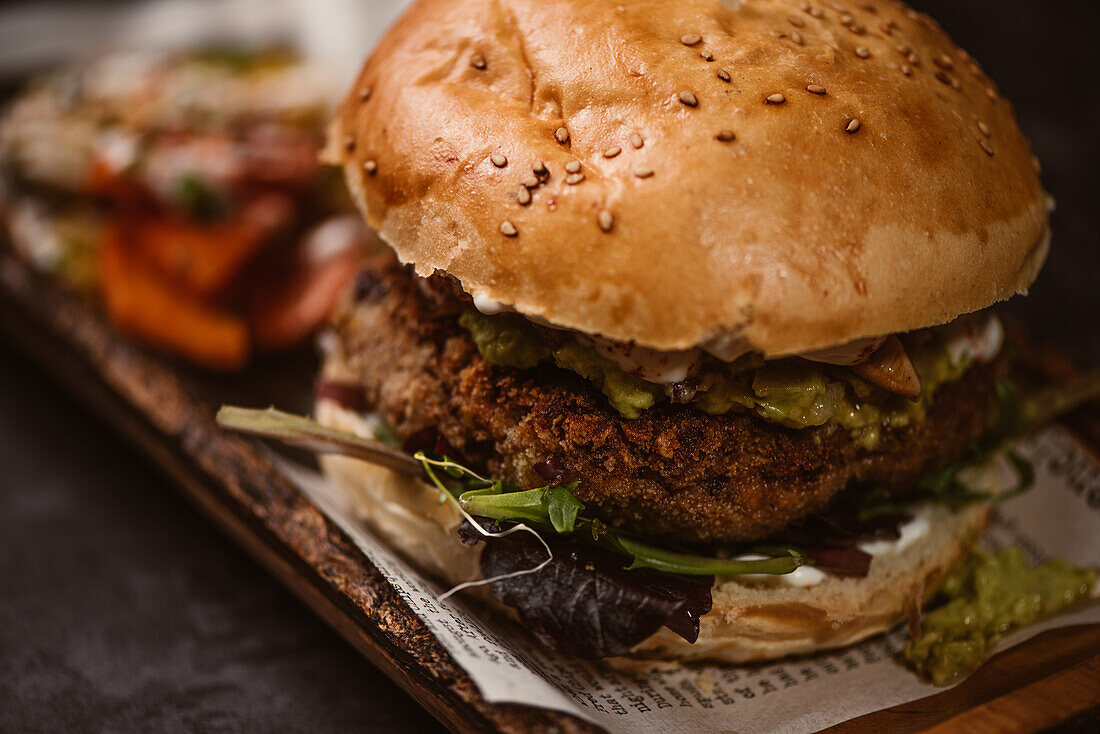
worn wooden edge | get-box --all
[0,251,602,734]
[824,626,1100,733]
[925,655,1100,734]
[3,249,1099,734]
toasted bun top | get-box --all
[326,0,1049,356]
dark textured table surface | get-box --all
[1,1,1098,733]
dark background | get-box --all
[1,1,1098,732]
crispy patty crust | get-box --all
[328,255,1003,544]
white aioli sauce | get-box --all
[472,292,513,316]
[943,313,1004,366]
[732,554,827,588]
[582,336,702,384]
[857,506,933,557]
[801,336,888,366]
[732,506,937,589]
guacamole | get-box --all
[905,547,1095,685]
[458,311,550,369]
[458,309,978,440]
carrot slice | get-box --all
[99,225,249,370]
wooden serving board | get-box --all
[2,248,1098,734]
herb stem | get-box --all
[216,406,420,475]
[614,536,806,576]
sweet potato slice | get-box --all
[130,192,294,298]
[99,225,249,370]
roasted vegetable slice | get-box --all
[99,226,249,370]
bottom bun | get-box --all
[634,500,988,663]
[315,398,989,664]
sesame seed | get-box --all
[522,175,539,188]
[701,50,715,61]
[630,133,644,149]
[716,69,731,82]
[791,31,804,45]
[799,1,811,11]
[765,93,787,105]
[979,139,994,157]
[500,221,517,236]
[603,146,622,158]
[517,187,531,206]
[491,154,507,168]
[564,160,581,173]
[344,135,356,152]
[845,118,861,134]
[679,90,699,107]
[471,53,487,70]
[985,87,997,100]
[907,53,920,65]
[1032,155,1042,174]
[565,172,585,185]
[363,159,377,175]
[977,121,991,137]
[809,7,824,17]
[847,22,867,35]
[881,19,896,33]
[680,33,702,46]
[900,64,913,76]
[358,87,372,101]
[633,167,654,178]
[934,54,954,69]
[934,70,953,86]
[840,13,854,24]
[805,84,827,95]
[905,8,920,20]
[858,2,877,12]
[855,46,871,59]
[788,15,806,27]
[598,210,615,232]
[715,129,736,142]
[951,77,962,90]
[533,160,549,177]
[896,44,912,55]
[554,127,570,144]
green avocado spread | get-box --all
[458,309,977,437]
[905,547,1096,685]
[458,311,551,369]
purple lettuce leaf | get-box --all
[459,521,712,658]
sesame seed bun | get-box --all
[315,396,990,664]
[325,0,1049,356]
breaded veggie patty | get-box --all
[326,254,1004,544]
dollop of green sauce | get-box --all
[458,309,974,438]
[905,547,1096,685]
[551,341,663,419]
[458,311,550,369]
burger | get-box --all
[286,0,1070,668]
